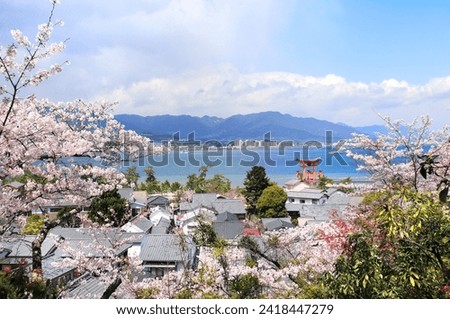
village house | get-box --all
[177,207,215,235]
[108,207,173,234]
[261,217,294,232]
[62,273,108,299]
[0,226,197,297]
[180,193,246,219]
[0,234,76,287]
[147,195,170,210]
[121,216,153,233]
[213,212,245,241]
[131,234,197,278]
[118,188,148,215]
[148,206,171,224]
[285,186,363,224]
[177,192,247,236]
[30,196,90,222]
[286,188,332,206]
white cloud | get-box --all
[26,0,294,100]
[95,65,450,128]
[3,1,450,129]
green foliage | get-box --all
[0,267,49,299]
[212,238,229,258]
[242,166,270,215]
[418,154,450,203]
[198,291,224,299]
[293,271,328,299]
[185,166,231,194]
[139,166,172,193]
[317,175,334,191]
[193,216,217,247]
[361,190,387,206]
[136,286,160,299]
[170,181,182,192]
[139,167,183,194]
[160,180,172,193]
[22,215,44,235]
[322,232,392,298]
[124,167,140,187]
[244,255,258,268]
[185,166,209,193]
[88,189,129,226]
[144,166,156,184]
[204,174,231,194]
[57,206,80,228]
[229,274,261,299]
[256,184,288,218]
[337,177,354,193]
[13,170,49,185]
[323,188,450,298]
[0,271,20,298]
[173,288,194,299]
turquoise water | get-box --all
[121,147,368,186]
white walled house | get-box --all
[138,234,197,278]
[286,189,329,206]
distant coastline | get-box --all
[121,147,368,187]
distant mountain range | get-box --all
[115,111,387,142]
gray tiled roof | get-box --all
[150,218,171,234]
[131,216,153,233]
[179,202,198,212]
[118,188,133,200]
[147,195,169,206]
[50,227,124,241]
[63,274,107,299]
[261,218,294,231]
[287,189,327,200]
[132,191,148,205]
[192,193,218,207]
[211,199,245,215]
[214,221,244,240]
[42,256,76,281]
[0,235,57,260]
[348,196,364,205]
[139,234,195,262]
[215,212,239,222]
[50,228,144,258]
[285,202,302,212]
[149,207,171,220]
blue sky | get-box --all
[1,0,450,127]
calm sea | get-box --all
[120,147,369,187]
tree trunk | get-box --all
[101,276,122,299]
[32,219,57,271]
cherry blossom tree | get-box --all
[53,217,144,299]
[345,115,450,196]
[0,1,151,277]
[325,116,450,298]
[133,221,343,299]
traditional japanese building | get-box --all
[295,158,323,184]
